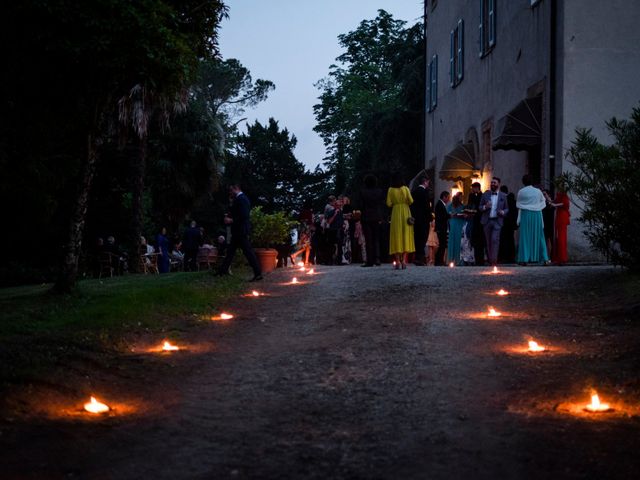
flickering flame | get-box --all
[299,266,306,272]
[220,313,233,320]
[252,290,261,297]
[497,289,509,296]
[84,396,109,414]
[162,341,179,351]
[449,262,455,268]
[297,261,304,267]
[292,277,298,284]
[528,340,545,352]
[307,268,315,275]
[487,307,501,317]
[493,266,499,274]
[393,261,397,266]
[585,392,610,412]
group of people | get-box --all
[385,173,570,268]
[93,223,229,276]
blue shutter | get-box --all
[432,55,438,109]
[479,0,485,57]
[488,0,496,47]
[457,19,464,82]
[449,29,455,87]
[427,60,432,111]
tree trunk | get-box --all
[129,135,147,273]
[54,131,102,293]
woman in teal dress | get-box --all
[447,192,466,265]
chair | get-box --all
[98,252,118,279]
[197,247,218,271]
[140,253,159,275]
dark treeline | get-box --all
[0,5,424,288]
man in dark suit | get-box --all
[410,175,432,266]
[217,184,263,281]
[182,220,202,272]
[359,174,386,266]
[467,182,486,266]
[434,191,450,266]
[479,176,509,266]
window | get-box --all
[450,19,464,87]
[428,54,438,112]
[479,0,496,57]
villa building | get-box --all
[424,0,640,259]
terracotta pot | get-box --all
[255,248,278,274]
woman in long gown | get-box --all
[447,192,466,265]
[156,227,170,273]
[386,173,415,269]
[552,188,570,265]
[516,175,549,264]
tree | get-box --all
[225,119,307,213]
[314,10,425,193]
[2,0,228,291]
[562,105,640,270]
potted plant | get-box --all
[250,207,296,274]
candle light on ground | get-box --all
[307,268,315,275]
[291,277,298,284]
[162,341,179,352]
[449,262,455,268]
[527,340,545,352]
[487,307,501,317]
[299,266,306,272]
[211,312,234,321]
[585,392,612,413]
[493,266,499,274]
[84,396,110,414]
[497,289,509,296]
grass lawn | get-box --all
[0,271,246,388]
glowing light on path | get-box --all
[84,396,109,414]
[585,392,611,413]
[527,340,545,352]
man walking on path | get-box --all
[479,177,509,266]
[218,184,263,281]
[411,175,432,266]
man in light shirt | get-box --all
[479,177,509,266]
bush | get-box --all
[249,207,296,248]
[562,105,640,270]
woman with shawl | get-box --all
[516,174,549,265]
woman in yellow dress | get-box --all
[386,173,415,269]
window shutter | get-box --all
[432,55,438,109]
[427,61,432,111]
[479,0,485,57]
[488,0,496,47]
[457,19,464,81]
[449,30,455,87]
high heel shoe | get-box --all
[401,262,406,270]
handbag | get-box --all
[407,216,415,225]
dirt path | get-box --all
[2,265,640,479]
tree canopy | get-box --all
[313,10,425,193]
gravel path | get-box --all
[3,265,640,479]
